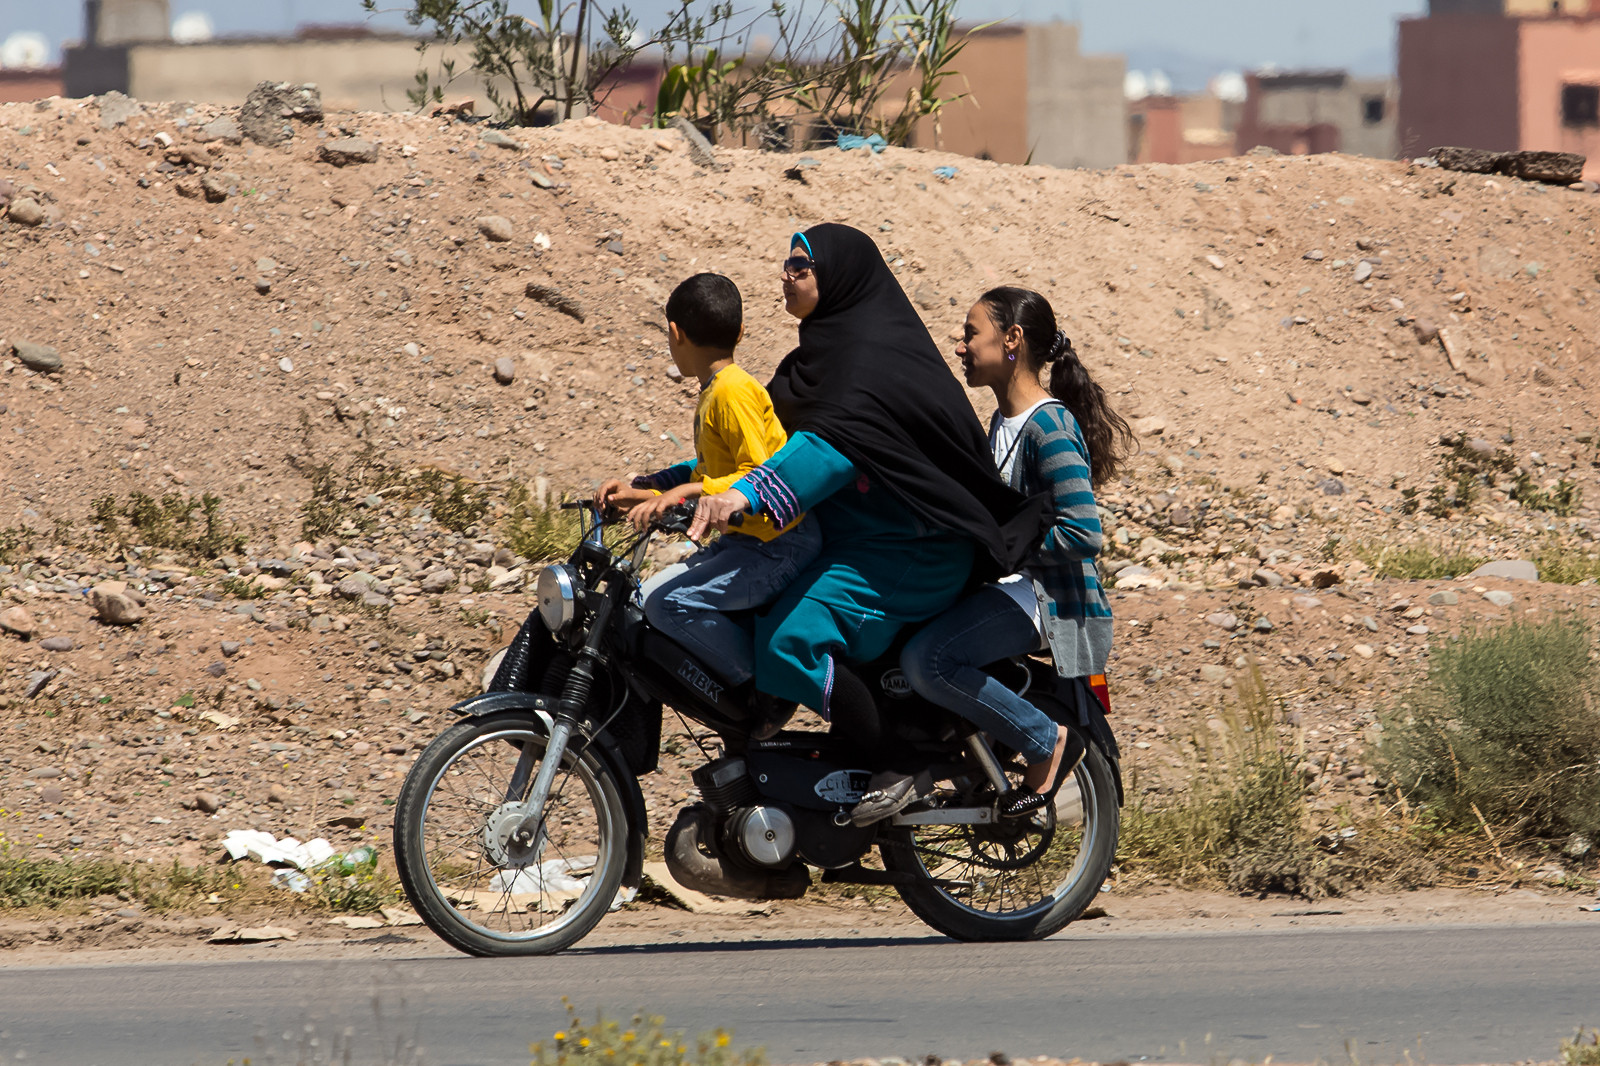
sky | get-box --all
[1,0,1429,89]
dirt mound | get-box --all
[1,94,1598,920]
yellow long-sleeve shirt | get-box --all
[636,364,800,542]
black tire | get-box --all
[393,712,629,957]
[879,742,1120,941]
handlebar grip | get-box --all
[726,511,744,527]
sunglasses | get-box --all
[781,255,815,278]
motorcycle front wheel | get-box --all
[393,711,629,956]
[879,741,1120,942]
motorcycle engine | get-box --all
[723,805,797,868]
[692,756,800,869]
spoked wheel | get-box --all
[879,743,1119,941]
[393,712,628,956]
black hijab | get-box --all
[766,223,1048,580]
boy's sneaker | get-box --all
[850,770,933,826]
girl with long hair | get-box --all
[855,286,1133,823]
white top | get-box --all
[985,399,1054,647]
[988,399,1054,482]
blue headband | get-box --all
[790,231,814,259]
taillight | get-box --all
[1089,674,1111,714]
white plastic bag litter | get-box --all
[222,829,337,869]
[489,855,594,895]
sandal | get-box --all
[850,770,932,826]
[998,725,1086,819]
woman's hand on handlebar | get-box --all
[626,483,700,533]
[689,488,752,541]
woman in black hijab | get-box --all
[690,223,1045,744]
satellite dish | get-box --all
[1124,70,1149,101]
[0,32,50,70]
[1211,71,1247,104]
[171,12,216,44]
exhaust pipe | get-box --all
[664,805,809,900]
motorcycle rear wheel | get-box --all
[879,742,1119,941]
[393,712,628,956]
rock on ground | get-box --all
[91,581,145,626]
[240,82,323,146]
[318,139,378,167]
[1466,560,1539,582]
[6,197,44,227]
[0,605,36,637]
[524,282,585,322]
[477,215,514,242]
[96,91,142,130]
[13,340,61,372]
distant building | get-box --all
[63,0,490,112]
[1128,92,1240,165]
[896,23,1127,169]
[0,68,64,104]
[1428,0,1598,14]
[1398,4,1600,179]
[1233,70,1397,159]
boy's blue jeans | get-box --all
[642,518,823,685]
[899,585,1059,764]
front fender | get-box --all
[449,691,557,720]
[444,691,648,896]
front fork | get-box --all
[510,580,623,849]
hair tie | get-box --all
[1050,330,1071,360]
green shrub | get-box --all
[95,491,245,559]
[502,485,631,562]
[1351,540,1486,580]
[1531,537,1600,585]
[1564,1029,1600,1066]
[1377,617,1600,841]
[533,1000,763,1066]
[1120,668,1330,896]
[1514,474,1582,517]
[413,469,489,533]
[0,853,130,907]
[0,525,33,566]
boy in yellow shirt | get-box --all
[596,273,821,686]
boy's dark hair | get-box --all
[665,273,742,350]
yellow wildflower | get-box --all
[716,1035,730,1048]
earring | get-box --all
[1006,350,1017,362]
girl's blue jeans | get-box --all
[899,585,1060,764]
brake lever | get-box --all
[652,503,697,536]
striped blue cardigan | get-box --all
[1000,402,1113,678]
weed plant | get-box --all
[0,525,32,566]
[503,484,632,561]
[1531,536,1600,585]
[1119,668,1333,896]
[1563,1029,1600,1066]
[92,491,244,559]
[307,848,399,914]
[413,469,489,533]
[1376,616,1600,842]
[0,850,128,908]
[532,1000,763,1066]
[1350,540,1486,580]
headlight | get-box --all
[536,563,578,634]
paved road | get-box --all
[2,923,1596,1065]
